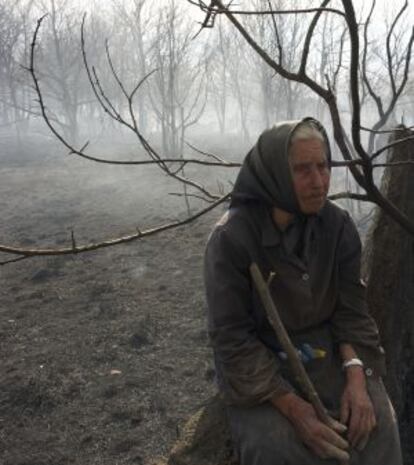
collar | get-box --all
[261,204,325,248]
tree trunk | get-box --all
[363,127,414,464]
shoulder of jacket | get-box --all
[322,199,351,225]
[206,203,263,248]
[212,204,261,233]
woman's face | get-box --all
[289,138,330,215]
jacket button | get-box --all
[302,273,310,281]
[365,368,373,377]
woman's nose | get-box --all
[310,169,324,188]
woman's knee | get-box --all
[227,402,310,465]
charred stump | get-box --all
[364,127,414,463]
[153,394,236,465]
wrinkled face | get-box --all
[289,138,330,214]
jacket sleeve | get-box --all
[204,225,294,406]
[330,211,386,376]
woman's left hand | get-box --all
[340,367,376,451]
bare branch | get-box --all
[208,0,331,98]
[361,1,414,154]
[105,38,129,100]
[331,159,363,168]
[206,0,368,194]
[267,0,283,65]
[0,193,230,263]
[299,0,331,76]
[169,192,216,203]
[385,1,408,97]
[187,1,346,18]
[361,125,414,134]
[372,160,414,169]
[80,16,121,122]
[336,0,414,240]
[394,25,414,102]
[185,140,238,165]
[91,66,121,121]
[131,69,157,102]
[0,256,30,266]
[328,192,372,202]
[341,0,370,164]
[361,0,384,118]
[371,135,414,161]
[331,27,346,91]
[0,97,61,124]
[31,14,220,202]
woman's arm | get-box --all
[204,225,293,406]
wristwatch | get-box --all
[342,358,364,370]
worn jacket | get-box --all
[204,200,385,407]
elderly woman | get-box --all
[204,118,402,464]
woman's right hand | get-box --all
[272,392,350,462]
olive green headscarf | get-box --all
[231,117,332,214]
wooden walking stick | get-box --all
[249,262,349,464]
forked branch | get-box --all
[197,0,414,236]
[31,15,233,203]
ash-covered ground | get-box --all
[0,134,230,465]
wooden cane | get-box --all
[249,262,349,464]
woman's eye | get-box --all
[298,166,311,175]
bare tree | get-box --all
[187,0,414,232]
[206,16,231,135]
[31,0,99,143]
[225,28,254,142]
[249,0,309,124]
[147,1,209,157]
[361,1,413,154]
[109,0,152,133]
[0,0,34,133]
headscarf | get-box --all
[231,117,332,214]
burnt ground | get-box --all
[0,134,230,465]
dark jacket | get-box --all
[204,118,385,407]
[204,201,385,407]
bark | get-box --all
[363,127,414,464]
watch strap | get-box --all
[342,358,364,370]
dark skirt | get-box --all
[226,325,402,465]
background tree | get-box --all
[147,1,209,157]
[0,0,34,135]
[109,0,152,133]
[205,16,230,135]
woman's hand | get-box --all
[273,392,350,461]
[340,366,376,450]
